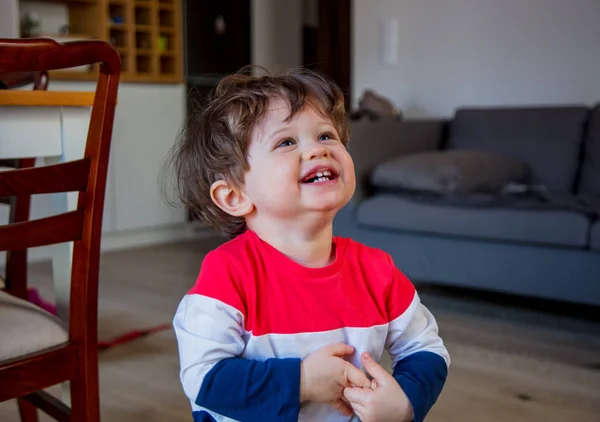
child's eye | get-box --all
[319,132,336,141]
[277,138,295,148]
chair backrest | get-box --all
[0,70,49,90]
[0,38,120,343]
[0,69,48,299]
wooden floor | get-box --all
[1,237,599,422]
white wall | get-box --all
[0,0,19,37]
[18,1,67,35]
[107,83,187,231]
[353,0,600,118]
[252,0,303,73]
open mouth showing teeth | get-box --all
[302,170,337,183]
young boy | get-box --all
[169,69,449,422]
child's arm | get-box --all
[344,255,449,422]
[385,297,449,421]
[174,293,301,421]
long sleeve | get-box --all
[384,255,450,421]
[392,351,448,422]
[173,250,301,421]
[196,357,300,421]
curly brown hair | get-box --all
[163,67,349,239]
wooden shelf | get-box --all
[18,0,183,83]
[48,69,181,84]
[48,70,99,81]
[109,23,129,31]
[41,32,94,39]
[21,0,97,3]
[121,73,182,83]
[0,91,95,107]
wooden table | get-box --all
[0,90,94,325]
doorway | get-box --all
[302,0,352,108]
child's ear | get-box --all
[210,179,254,217]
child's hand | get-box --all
[300,343,371,416]
[343,352,413,422]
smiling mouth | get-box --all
[301,169,338,184]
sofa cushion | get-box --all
[356,194,590,247]
[590,221,600,251]
[448,106,589,192]
[578,104,600,195]
[371,150,529,194]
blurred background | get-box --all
[1,1,599,421]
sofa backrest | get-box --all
[447,106,589,192]
[578,104,600,195]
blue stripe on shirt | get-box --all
[192,410,217,421]
[393,351,448,422]
[195,357,301,422]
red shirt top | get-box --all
[189,229,416,336]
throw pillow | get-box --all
[371,149,530,194]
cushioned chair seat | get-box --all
[356,194,590,247]
[590,221,600,251]
[0,290,68,362]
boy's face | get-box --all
[242,98,355,224]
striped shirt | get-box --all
[174,230,449,421]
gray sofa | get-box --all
[334,105,600,306]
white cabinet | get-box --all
[0,80,190,267]
[110,83,187,232]
[35,81,188,235]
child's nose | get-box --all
[303,143,330,160]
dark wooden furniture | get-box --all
[0,157,35,301]
[0,71,49,300]
[0,71,49,91]
[0,38,120,421]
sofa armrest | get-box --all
[348,118,447,201]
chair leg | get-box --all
[17,398,38,422]
[70,352,101,422]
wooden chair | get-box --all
[0,156,35,300]
[0,70,49,300]
[0,70,49,91]
[0,39,120,421]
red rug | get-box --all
[28,287,171,351]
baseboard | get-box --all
[0,223,216,267]
[99,223,214,253]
